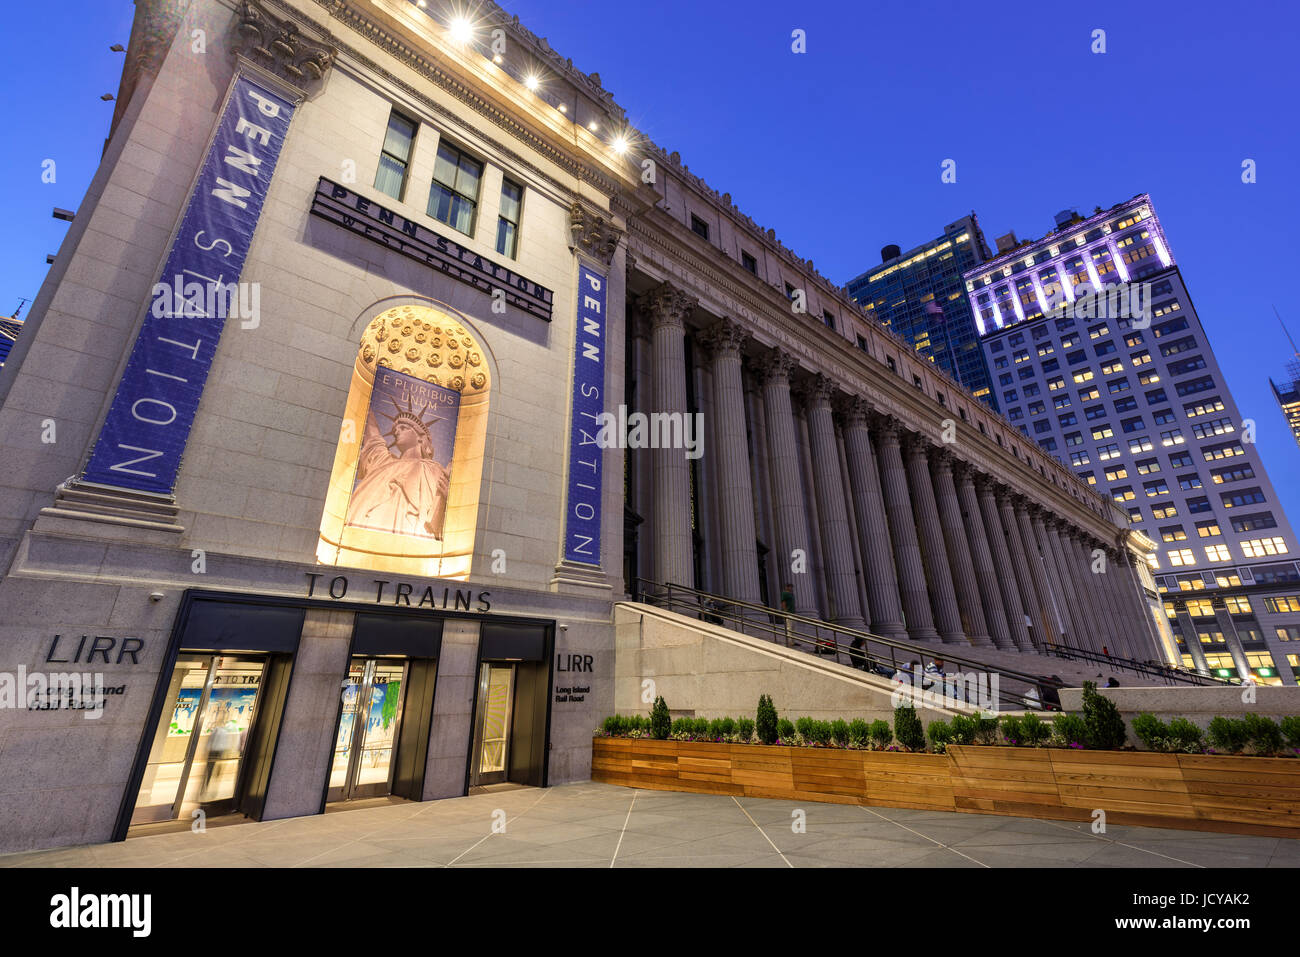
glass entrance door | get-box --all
[131,655,266,825]
[470,663,516,786]
[329,657,408,802]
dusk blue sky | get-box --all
[2,1,1296,525]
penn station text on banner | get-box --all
[563,265,607,564]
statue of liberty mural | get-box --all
[346,391,452,540]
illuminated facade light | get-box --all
[557,103,566,113]
[1109,244,1130,282]
[449,16,474,44]
[612,135,628,154]
[588,121,599,131]
[1152,234,1172,267]
[524,74,539,91]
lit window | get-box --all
[1204,544,1231,563]
[1168,548,1195,567]
[495,178,524,258]
[1241,537,1287,558]
[375,110,417,200]
[429,140,483,235]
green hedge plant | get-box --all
[756,694,778,745]
[1000,715,1023,746]
[777,718,796,741]
[1241,713,1283,755]
[1051,713,1089,749]
[650,696,671,740]
[894,705,925,752]
[1281,715,1300,750]
[831,719,850,747]
[848,718,870,748]
[1206,716,1248,754]
[927,720,953,753]
[869,719,892,750]
[736,717,755,742]
[1081,681,1127,750]
[948,714,976,745]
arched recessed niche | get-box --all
[317,302,490,580]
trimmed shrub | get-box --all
[894,705,925,752]
[927,720,953,753]
[1051,713,1089,748]
[1000,714,1023,746]
[1082,681,1127,750]
[831,719,850,747]
[649,696,671,740]
[1131,713,1170,752]
[736,717,755,742]
[1281,715,1300,750]
[1019,712,1050,747]
[718,717,736,737]
[847,718,870,748]
[778,718,796,741]
[869,719,892,750]
[795,716,815,740]
[670,717,692,736]
[1242,713,1283,755]
[708,718,725,738]
[756,694,778,745]
[972,711,1000,745]
[1206,716,1248,754]
[691,717,710,736]
[948,713,976,745]
[1166,717,1203,752]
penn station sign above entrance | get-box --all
[310,178,554,322]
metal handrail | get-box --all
[1040,641,1237,687]
[630,577,1061,712]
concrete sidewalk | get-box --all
[3,782,1298,868]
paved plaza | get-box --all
[3,783,1298,868]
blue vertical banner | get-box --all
[562,265,607,564]
[82,74,296,494]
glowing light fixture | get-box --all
[449,15,474,44]
[493,54,503,64]
[588,121,599,131]
[558,103,567,113]
[524,74,539,91]
[1152,235,1172,267]
[612,135,628,154]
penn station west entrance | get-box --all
[0,0,1187,856]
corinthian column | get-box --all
[700,319,761,605]
[1046,520,1089,648]
[955,465,1009,648]
[976,477,1031,651]
[800,374,865,631]
[903,437,966,644]
[756,352,815,618]
[1030,508,1076,648]
[839,397,906,640]
[931,451,991,646]
[1012,496,1061,648]
[875,419,939,642]
[996,491,1043,652]
[646,282,697,588]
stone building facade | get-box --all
[0,0,1162,853]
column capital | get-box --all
[643,281,697,331]
[699,317,748,360]
[901,431,935,463]
[836,394,874,428]
[873,415,905,447]
[930,447,956,475]
[951,457,977,484]
[796,372,837,410]
[752,350,798,386]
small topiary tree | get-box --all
[1051,713,1089,748]
[894,705,925,752]
[831,719,850,747]
[649,696,671,740]
[1206,716,1247,753]
[756,694,778,745]
[1166,717,1203,753]
[869,719,892,750]
[1281,715,1300,750]
[736,717,755,742]
[848,718,870,748]
[1019,712,1050,747]
[927,720,953,753]
[948,713,976,745]
[1241,713,1283,755]
[1000,714,1023,746]
[1131,713,1170,752]
[1081,681,1127,750]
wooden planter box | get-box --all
[593,738,1300,838]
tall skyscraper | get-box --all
[846,215,997,408]
[965,194,1300,685]
[1272,367,1300,450]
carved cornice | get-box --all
[235,0,337,97]
[569,201,623,267]
[699,318,748,361]
[295,0,621,202]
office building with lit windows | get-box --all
[0,316,22,368]
[1271,362,1300,450]
[966,195,1300,685]
[846,216,997,409]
